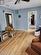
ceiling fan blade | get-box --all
[22,0,30,2]
[15,0,17,4]
[14,0,30,4]
[15,0,20,4]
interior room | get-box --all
[0,0,41,55]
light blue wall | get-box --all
[13,10,28,30]
[0,6,13,31]
[13,6,41,30]
[0,6,41,31]
[27,6,41,29]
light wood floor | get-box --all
[0,30,35,55]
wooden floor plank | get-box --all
[0,30,35,55]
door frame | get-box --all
[4,11,14,28]
[28,11,37,30]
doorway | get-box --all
[28,11,37,32]
[31,14,35,25]
[5,13,12,26]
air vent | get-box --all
[22,0,30,2]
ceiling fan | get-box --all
[15,0,30,4]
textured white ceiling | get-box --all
[0,0,41,10]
